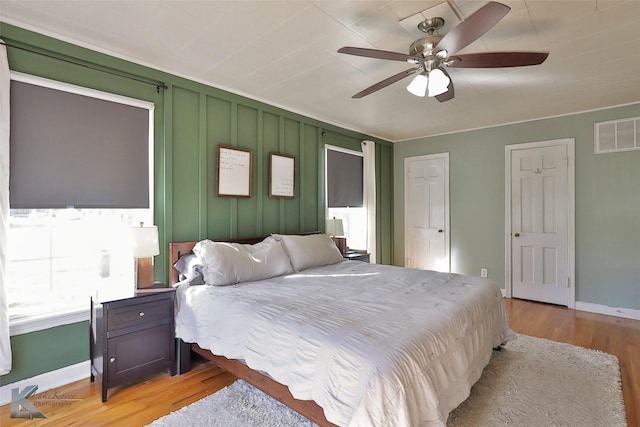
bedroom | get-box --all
[0,1,639,425]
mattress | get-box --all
[175,261,514,427]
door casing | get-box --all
[505,138,575,308]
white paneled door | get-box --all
[508,140,573,306]
[404,154,449,272]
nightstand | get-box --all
[90,286,176,402]
[344,250,370,263]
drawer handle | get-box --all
[139,312,145,317]
[110,357,116,363]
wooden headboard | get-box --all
[168,232,319,286]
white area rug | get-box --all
[147,335,627,427]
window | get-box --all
[10,74,152,208]
[325,146,366,250]
[7,73,154,328]
[7,208,150,319]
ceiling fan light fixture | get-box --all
[406,73,428,97]
[427,68,450,97]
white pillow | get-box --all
[272,233,344,271]
[193,236,293,286]
[173,253,205,285]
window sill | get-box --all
[9,307,90,336]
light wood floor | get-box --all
[2,298,639,426]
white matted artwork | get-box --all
[269,153,295,198]
[217,145,253,197]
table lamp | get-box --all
[131,222,159,289]
[326,217,347,255]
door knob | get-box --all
[438,229,443,233]
[514,233,520,237]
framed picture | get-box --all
[269,153,295,198]
[217,145,253,197]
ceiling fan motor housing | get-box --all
[410,17,445,63]
[410,35,444,58]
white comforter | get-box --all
[175,261,514,427]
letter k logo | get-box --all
[10,385,46,419]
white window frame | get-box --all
[7,73,155,336]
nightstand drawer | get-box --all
[107,298,172,333]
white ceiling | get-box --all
[1,0,640,142]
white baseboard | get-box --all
[575,301,640,321]
[502,293,639,320]
[0,360,90,406]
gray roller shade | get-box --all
[9,80,150,209]
[327,149,363,208]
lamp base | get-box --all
[332,237,347,256]
[136,257,154,289]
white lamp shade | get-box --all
[130,224,160,257]
[326,218,344,237]
[406,74,428,97]
[427,68,450,97]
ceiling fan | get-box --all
[338,1,548,101]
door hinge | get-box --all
[567,277,571,288]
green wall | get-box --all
[0,323,89,385]
[394,103,640,311]
[0,23,393,384]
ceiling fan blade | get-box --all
[338,47,420,64]
[449,51,549,68]
[352,68,418,98]
[436,2,510,56]
[435,68,455,102]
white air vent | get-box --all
[594,116,640,154]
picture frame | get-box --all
[269,153,295,198]
[217,145,253,197]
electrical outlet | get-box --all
[480,268,488,278]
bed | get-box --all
[169,233,515,427]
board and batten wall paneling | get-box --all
[171,86,201,242]
[171,90,337,242]
[262,111,282,233]
[206,96,233,239]
[236,104,260,238]
[303,123,321,233]
[377,143,394,265]
[283,118,301,233]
